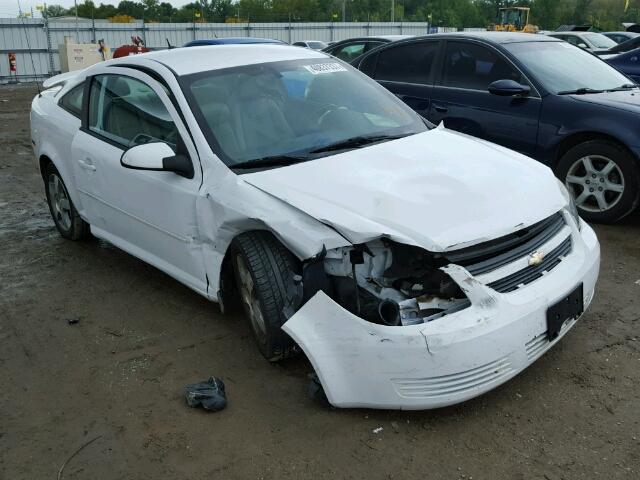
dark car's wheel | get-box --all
[556,140,640,223]
[44,163,91,240]
[231,231,299,362]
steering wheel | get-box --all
[316,104,348,126]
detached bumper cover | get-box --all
[282,223,600,410]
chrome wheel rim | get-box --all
[566,155,625,213]
[235,255,267,340]
[48,173,72,230]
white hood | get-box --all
[242,127,566,252]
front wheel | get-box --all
[44,163,90,240]
[231,231,299,362]
[556,140,640,223]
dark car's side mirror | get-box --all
[488,79,531,97]
[121,142,194,179]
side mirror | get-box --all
[488,79,531,97]
[578,43,588,49]
[121,142,193,179]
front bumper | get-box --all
[282,221,600,410]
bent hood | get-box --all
[242,127,566,252]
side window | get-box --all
[359,52,379,77]
[333,43,366,62]
[440,41,523,91]
[374,41,439,84]
[88,74,178,150]
[565,36,580,46]
[59,83,84,118]
[364,41,385,53]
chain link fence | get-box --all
[0,17,464,82]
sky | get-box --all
[0,0,194,17]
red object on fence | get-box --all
[8,52,17,72]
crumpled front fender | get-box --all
[282,224,600,410]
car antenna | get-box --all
[166,38,174,49]
[17,0,42,96]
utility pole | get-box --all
[74,0,79,41]
[391,0,394,23]
[342,0,346,22]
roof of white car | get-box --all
[109,44,328,76]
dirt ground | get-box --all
[1,84,638,480]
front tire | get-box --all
[44,163,90,240]
[556,140,640,223]
[231,231,299,362]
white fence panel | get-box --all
[1,18,453,82]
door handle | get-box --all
[433,104,448,113]
[78,158,96,171]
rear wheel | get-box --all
[556,140,640,223]
[44,163,90,240]
[231,231,299,362]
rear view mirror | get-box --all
[120,142,194,179]
[488,79,531,97]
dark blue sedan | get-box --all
[354,32,640,223]
[183,38,286,47]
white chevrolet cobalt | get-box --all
[31,45,600,409]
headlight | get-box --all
[557,179,581,230]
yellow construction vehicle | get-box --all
[489,7,538,33]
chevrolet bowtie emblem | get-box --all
[528,250,546,266]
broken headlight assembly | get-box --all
[317,240,470,326]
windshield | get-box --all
[182,59,427,168]
[583,33,617,49]
[504,41,630,94]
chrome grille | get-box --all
[447,212,566,276]
[488,237,572,293]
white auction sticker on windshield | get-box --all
[304,63,348,74]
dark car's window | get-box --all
[440,41,522,91]
[88,74,178,150]
[375,41,439,84]
[59,83,84,118]
[307,41,327,49]
[564,35,581,46]
[332,42,367,62]
[504,41,631,94]
[607,34,625,44]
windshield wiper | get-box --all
[606,83,639,92]
[308,133,411,155]
[557,87,605,95]
[230,155,308,170]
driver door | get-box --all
[71,67,207,295]
[429,40,541,157]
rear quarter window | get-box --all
[58,83,84,118]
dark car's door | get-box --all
[428,40,541,156]
[359,40,441,115]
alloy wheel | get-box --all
[235,255,267,341]
[565,155,625,212]
[48,173,72,230]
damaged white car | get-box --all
[31,45,600,409]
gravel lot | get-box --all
[1,84,639,479]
